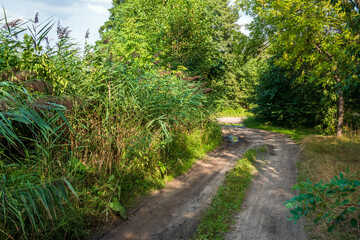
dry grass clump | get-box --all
[299,135,360,183]
[298,135,360,240]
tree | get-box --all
[238,0,360,136]
[251,56,330,128]
[99,0,240,81]
[330,0,360,32]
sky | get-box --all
[0,0,252,48]
[0,0,113,47]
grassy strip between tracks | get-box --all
[194,147,265,240]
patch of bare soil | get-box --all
[100,117,307,240]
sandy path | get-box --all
[100,117,306,240]
[224,122,307,240]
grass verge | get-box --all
[243,116,319,142]
[167,122,223,177]
[296,135,360,240]
[120,122,223,208]
[194,148,264,240]
[80,122,223,238]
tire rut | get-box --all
[225,123,307,240]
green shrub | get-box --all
[250,57,329,128]
[0,8,224,238]
[285,171,360,235]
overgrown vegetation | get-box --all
[195,148,264,240]
[0,2,231,238]
[286,172,360,239]
[238,0,360,136]
[216,107,252,118]
[249,57,330,129]
[291,135,360,239]
[1,0,360,238]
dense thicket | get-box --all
[0,3,233,238]
[238,0,360,134]
[100,0,259,109]
[4,0,360,238]
[250,57,329,128]
[100,0,237,76]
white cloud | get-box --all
[88,3,109,16]
[0,0,112,46]
[85,0,112,4]
[3,8,26,21]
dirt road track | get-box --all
[101,117,307,240]
[223,119,307,240]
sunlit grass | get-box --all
[297,135,360,239]
[121,123,223,208]
[243,116,319,142]
[216,107,253,118]
[194,147,266,240]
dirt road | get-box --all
[101,117,307,240]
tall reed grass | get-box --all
[0,11,221,238]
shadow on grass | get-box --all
[243,116,320,142]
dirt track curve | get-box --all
[100,117,307,240]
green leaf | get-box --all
[314,217,321,223]
[350,218,358,228]
[348,206,357,213]
[327,225,335,232]
[108,175,115,182]
[110,198,127,220]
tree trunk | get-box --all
[337,89,345,137]
[335,72,345,137]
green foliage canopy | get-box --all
[238,0,360,134]
[99,0,240,78]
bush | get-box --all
[250,57,328,128]
[0,10,222,238]
[285,171,360,235]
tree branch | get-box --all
[309,40,334,61]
